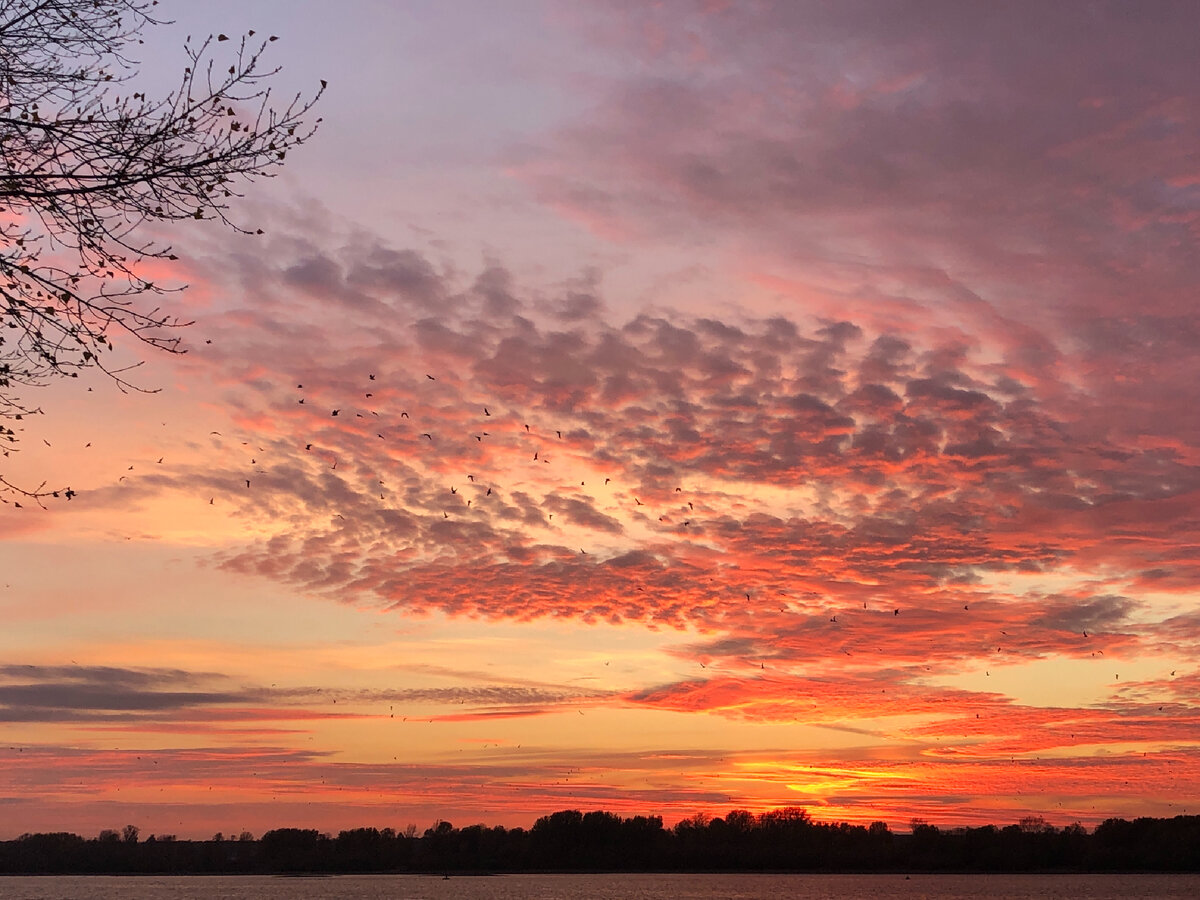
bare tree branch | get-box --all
[0,0,323,501]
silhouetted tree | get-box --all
[259,828,327,872]
[5,811,1200,874]
[907,818,942,869]
[0,0,323,501]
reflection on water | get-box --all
[2,873,1200,900]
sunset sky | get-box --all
[4,0,1200,840]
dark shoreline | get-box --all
[3,809,1199,875]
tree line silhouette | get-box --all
[2,809,1199,874]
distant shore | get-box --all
[3,808,1200,875]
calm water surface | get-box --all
[2,873,1200,899]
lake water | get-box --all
[2,873,1200,899]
